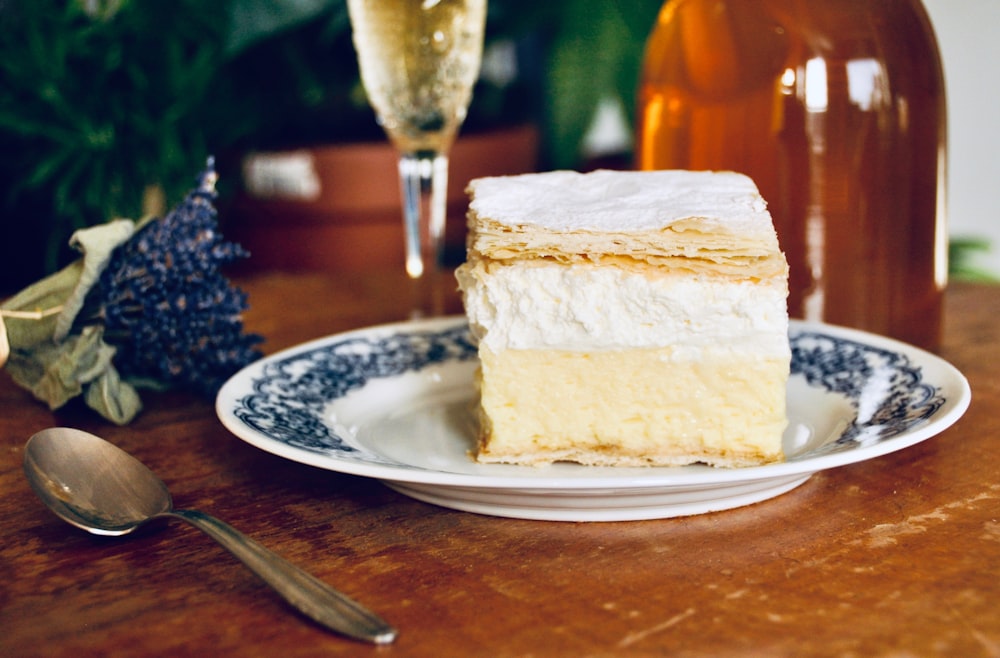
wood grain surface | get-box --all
[1,271,997,657]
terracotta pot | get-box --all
[225,124,539,272]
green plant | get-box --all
[0,1,228,287]
[0,0,665,289]
[219,0,663,164]
[949,236,999,283]
[540,0,662,167]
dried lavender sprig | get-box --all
[96,159,263,396]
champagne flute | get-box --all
[347,0,488,313]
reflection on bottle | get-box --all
[638,0,946,350]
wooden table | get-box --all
[2,271,997,657]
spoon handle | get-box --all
[165,509,396,644]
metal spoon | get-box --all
[22,427,396,645]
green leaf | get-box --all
[0,217,134,353]
[541,0,662,168]
[544,5,610,168]
[84,363,143,425]
[6,325,115,410]
[225,0,334,56]
[55,219,136,340]
[1,261,85,349]
[949,236,999,283]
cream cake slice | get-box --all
[455,169,790,468]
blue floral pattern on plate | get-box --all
[232,324,476,459]
[788,330,946,457]
[229,321,946,462]
[216,317,969,521]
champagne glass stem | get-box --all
[399,151,449,280]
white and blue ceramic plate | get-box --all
[216,317,970,522]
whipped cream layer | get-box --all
[467,169,771,235]
[459,260,789,357]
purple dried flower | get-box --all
[96,158,263,396]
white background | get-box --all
[923,0,1000,275]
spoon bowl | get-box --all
[24,427,171,536]
[24,427,396,644]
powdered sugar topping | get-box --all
[468,169,771,234]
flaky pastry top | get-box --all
[465,169,785,272]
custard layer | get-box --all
[475,346,788,467]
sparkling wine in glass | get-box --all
[347,0,487,306]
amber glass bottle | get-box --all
[637,0,946,350]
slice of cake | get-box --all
[455,169,790,467]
